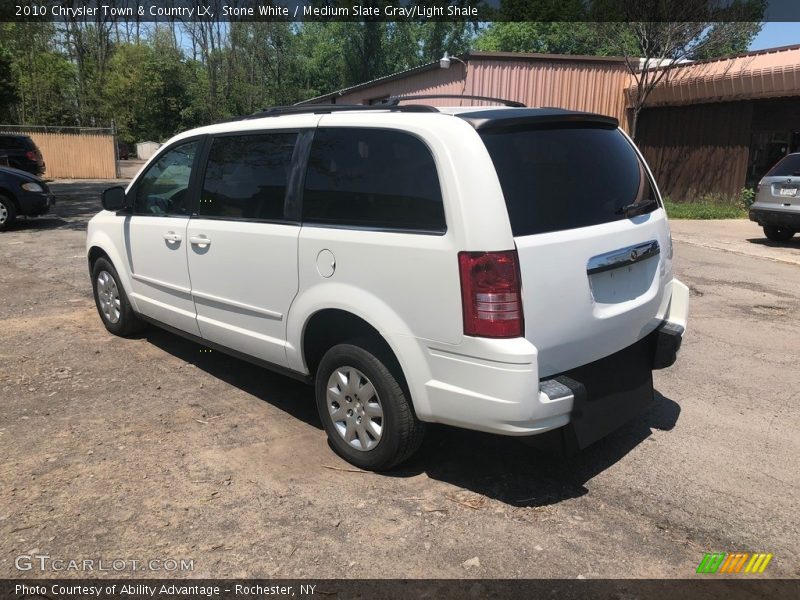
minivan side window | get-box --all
[134,141,198,217]
[199,133,298,222]
[302,128,446,232]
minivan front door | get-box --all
[186,132,301,367]
[125,139,201,336]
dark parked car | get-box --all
[0,134,46,176]
[0,166,55,231]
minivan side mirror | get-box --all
[101,186,128,211]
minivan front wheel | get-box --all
[315,342,424,471]
[91,257,144,336]
[763,225,795,242]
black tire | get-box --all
[91,256,145,336]
[315,341,425,471]
[763,225,795,242]
[0,193,17,232]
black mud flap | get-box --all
[528,334,656,456]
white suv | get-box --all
[87,101,689,470]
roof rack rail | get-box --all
[221,103,440,123]
[385,94,526,108]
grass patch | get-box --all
[663,189,753,220]
[663,201,747,220]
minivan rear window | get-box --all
[766,154,800,177]
[480,125,657,236]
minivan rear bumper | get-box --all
[416,278,688,441]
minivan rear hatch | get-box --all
[468,110,672,377]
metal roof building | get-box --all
[301,51,633,129]
[634,45,800,199]
[303,47,800,200]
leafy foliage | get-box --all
[0,11,765,145]
[663,200,747,219]
[663,187,756,219]
[0,20,475,142]
[0,41,18,121]
[476,22,632,56]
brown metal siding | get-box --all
[751,97,800,130]
[331,66,471,106]
[636,101,754,200]
[467,59,630,126]
[330,56,631,129]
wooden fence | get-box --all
[1,127,117,179]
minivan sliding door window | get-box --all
[199,133,298,222]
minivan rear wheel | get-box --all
[763,225,795,242]
[315,341,424,471]
[0,194,17,232]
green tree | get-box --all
[0,42,18,121]
[690,22,763,59]
[294,18,476,101]
[417,20,476,64]
[476,22,628,55]
[1,22,77,125]
[103,43,153,143]
[60,20,115,126]
[225,22,304,114]
[104,35,198,143]
[295,23,349,99]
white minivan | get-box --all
[87,100,688,470]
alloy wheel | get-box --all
[326,366,384,451]
[96,270,121,324]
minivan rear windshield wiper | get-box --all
[617,198,659,218]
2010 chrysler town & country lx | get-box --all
[86,102,689,470]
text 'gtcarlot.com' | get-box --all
[14,554,194,572]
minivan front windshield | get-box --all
[480,125,658,236]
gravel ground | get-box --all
[1,183,798,579]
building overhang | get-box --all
[629,44,800,108]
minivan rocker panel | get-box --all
[87,104,688,470]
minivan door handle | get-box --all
[163,231,182,243]
[189,235,211,247]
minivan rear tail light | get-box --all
[458,250,524,338]
[25,150,37,161]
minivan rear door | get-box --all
[478,120,672,377]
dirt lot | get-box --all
[1,183,798,579]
